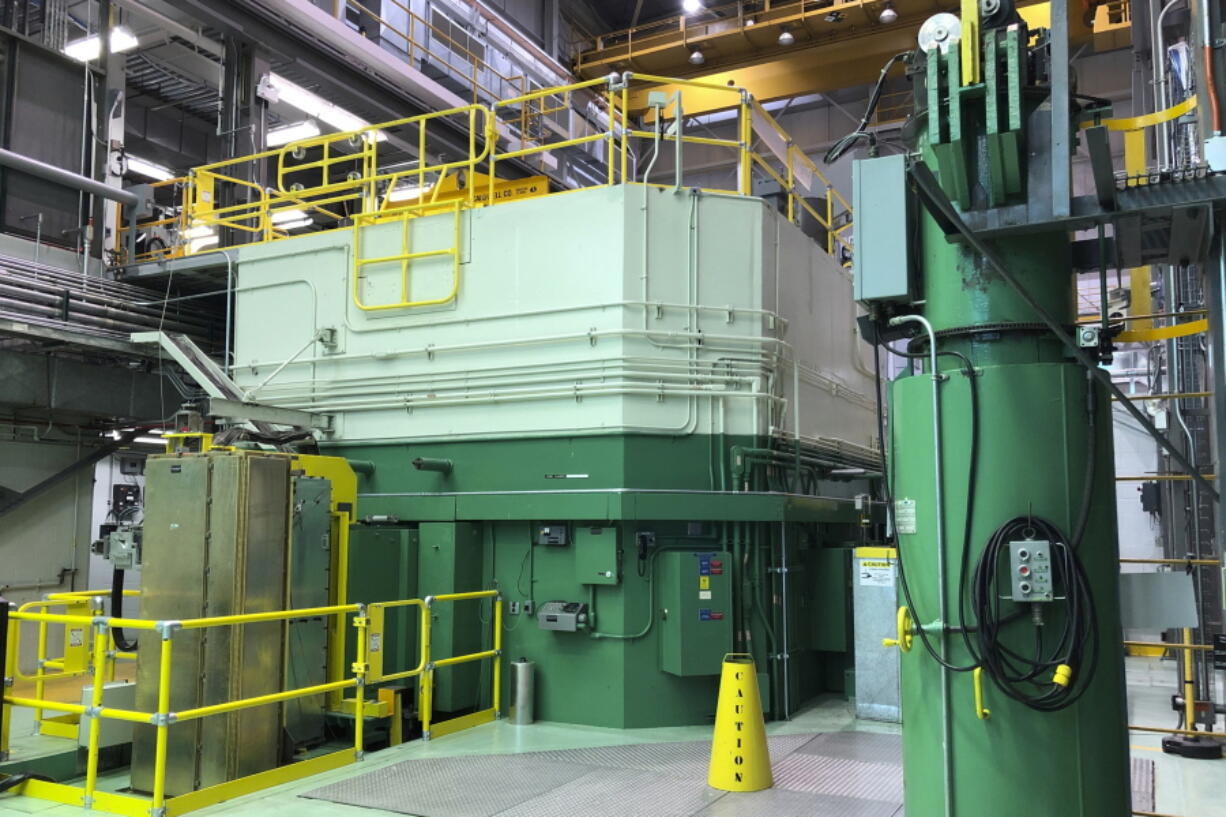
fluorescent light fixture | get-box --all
[682,0,702,12]
[271,208,307,224]
[63,26,139,62]
[189,235,219,253]
[689,48,705,65]
[388,183,434,202]
[126,154,175,181]
[267,120,321,147]
[258,73,384,141]
[276,217,313,231]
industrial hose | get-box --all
[823,51,912,165]
[110,568,137,652]
[0,773,54,794]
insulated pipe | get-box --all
[1203,0,1222,134]
[0,148,137,208]
[347,459,376,476]
[887,313,953,817]
[1153,0,1183,167]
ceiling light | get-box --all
[689,48,705,65]
[276,217,313,231]
[267,120,321,147]
[778,28,795,46]
[125,154,174,182]
[257,73,384,141]
[63,26,139,62]
[682,0,703,13]
[746,18,756,26]
[879,2,898,23]
[271,208,307,224]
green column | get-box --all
[888,67,1131,817]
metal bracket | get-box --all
[908,160,1219,502]
[155,620,182,639]
[150,712,177,726]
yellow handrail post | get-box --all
[605,87,616,186]
[492,596,503,718]
[468,108,477,207]
[620,84,629,183]
[738,92,752,195]
[82,620,109,808]
[34,618,47,724]
[2,617,16,758]
[353,609,368,759]
[420,598,433,740]
[786,148,796,223]
[826,189,834,256]
[150,628,174,816]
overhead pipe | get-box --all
[0,149,137,208]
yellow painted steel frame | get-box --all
[2,586,504,815]
[173,75,852,277]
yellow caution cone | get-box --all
[707,653,773,791]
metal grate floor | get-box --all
[302,733,1154,817]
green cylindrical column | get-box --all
[889,138,1130,816]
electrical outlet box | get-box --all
[1010,540,1053,602]
[509,601,521,615]
[523,600,534,616]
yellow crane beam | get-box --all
[593,1,1127,118]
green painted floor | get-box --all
[0,657,1221,817]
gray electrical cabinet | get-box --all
[852,154,913,304]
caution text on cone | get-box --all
[707,653,773,791]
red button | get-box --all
[711,560,723,568]
[711,568,724,575]
[710,612,724,620]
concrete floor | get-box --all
[0,657,1221,817]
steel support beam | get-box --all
[909,160,1219,501]
[0,429,142,519]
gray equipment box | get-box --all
[537,601,588,631]
[853,154,913,304]
[853,548,900,722]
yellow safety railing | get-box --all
[161,74,852,290]
[113,177,191,265]
[1,589,504,817]
[9,591,140,737]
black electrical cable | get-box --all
[824,51,912,165]
[969,516,1100,712]
[110,568,138,652]
[0,774,54,794]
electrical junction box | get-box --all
[575,526,619,585]
[538,601,588,631]
[852,154,913,304]
[536,524,569,546]
[1010,540,1054,602]
[659,550,733,676]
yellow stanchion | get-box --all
[707,654,772,792]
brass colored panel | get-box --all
[131,452,289,796]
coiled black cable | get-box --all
[969,516,1100,712]
[111,568,137,652]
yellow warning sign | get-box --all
[699,576,710,590]
[707,654,773,791]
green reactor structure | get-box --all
[229,181,880,729]
[854,4,1130,817]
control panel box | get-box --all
[538,601,588,631]
[1009,540,1054,602]
[659,550,732,676]
[575,526,619,585]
